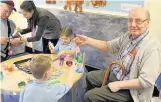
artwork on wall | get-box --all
[64,0,84,13]
[38,0,145,16]
[44,0,106,13]
[91,0,106,7]
[46,0,56,4]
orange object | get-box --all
[7,65,13,72]
[75,37,81,42]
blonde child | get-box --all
[48,27,79,56]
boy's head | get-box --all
[60,27,75,45]
[30,55,54,80]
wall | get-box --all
[146,0,161,41]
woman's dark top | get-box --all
[21,8,61,42]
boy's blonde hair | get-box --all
[30,55,53,79]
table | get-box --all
[0,54,86,102]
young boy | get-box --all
[19,55,76,102]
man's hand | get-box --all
[73,35,89,46]
[10,38,23,46]
[108,81,121,92]
[0,37,9,44]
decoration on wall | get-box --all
[44,0,107,13]
[64,0,84,13]
[40,0,144,16]
[91,0,106,8]
[46,0,56,4]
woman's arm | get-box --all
[27,16,49,42]
[20,20,32,34]
[21,27,31,34]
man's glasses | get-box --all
[128,18,148,25]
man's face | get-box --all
[0,3,13,19]
[128,9,150,38]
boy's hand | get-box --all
[67,62,77,88]
[69,62,77,74]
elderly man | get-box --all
[0,0,24,62]
[74,7,161,102]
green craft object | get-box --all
[49,76,58,80]
[18,81,26,88]
[48,80,60,85]
[75,53,83,63]
[77,56,83,63]
[0,71,3,81]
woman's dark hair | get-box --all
[60,27,76,39]
[20,0,39,28]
